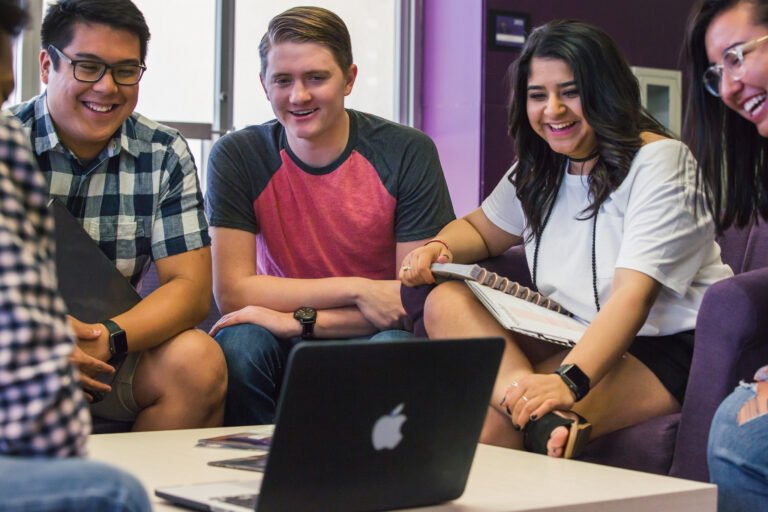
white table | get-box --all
[88,426,716,511]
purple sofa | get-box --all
[401,221,768,482]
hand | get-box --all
[209,306,299,339]
[69,345,115,402]
[499,373,575,430]
[399,241,452,287]
[68,315,110,362]
[355,279,406,331]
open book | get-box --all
[431,263,586,347]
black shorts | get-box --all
[627,330,695,406]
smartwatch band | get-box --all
[103,319,128,356]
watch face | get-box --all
[294,307,316,322]
[556,364,590,401]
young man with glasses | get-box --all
[0,1,150,509]
[7,0,226,431]
[205,6,455,426]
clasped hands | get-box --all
[67,316,115,402]
[498,373,576,430]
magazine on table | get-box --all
[196,431,273,450]
[208,453,269,472]
[430,263,587,347]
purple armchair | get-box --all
[401,222,768,482]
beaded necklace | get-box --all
[531,157,601,313]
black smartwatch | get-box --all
[103,319,128,356]
[293,306,317,340]
[554,363,591,402]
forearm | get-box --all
[217,274,387,315]
[313,307,379,338]
[113,274,210,352]
[563,286,654,387]
[430,218,493,263]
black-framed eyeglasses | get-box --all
[47,45,146,86]
[703,34,768,97]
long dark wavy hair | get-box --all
[508,20,669,239]
[683,0,768,232]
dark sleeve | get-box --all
[205,126,281,234]
[392,129,456,242]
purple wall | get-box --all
[422,0,697,214]
[421,0,484,217]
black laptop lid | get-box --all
[258,337,503,512]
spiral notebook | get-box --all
[431,263,587,347]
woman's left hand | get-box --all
[500,373,575,429]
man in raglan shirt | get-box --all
[206,6,455,425]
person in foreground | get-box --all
[685,0,768,508]
[205,6,454,425]
[401,20,732,458]
[0,1,150,510]
[6,0,226,430]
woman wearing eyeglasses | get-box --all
[684,1,768,510]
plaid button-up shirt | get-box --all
[9,94,210,289]
[0,113,90,457]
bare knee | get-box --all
[480,406,521,449]
[424,281,476,337]
[144,330,227,406]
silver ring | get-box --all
[401,265,412,271]
[522,396,529,402]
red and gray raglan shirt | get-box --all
[206,110,455,280]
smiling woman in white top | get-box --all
[400,19,732,460]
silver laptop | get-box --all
[156,337,503,512]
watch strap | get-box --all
[293,307,317,340]
[300,321,314,339]
[103,319,128,355]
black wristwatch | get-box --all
[293,306,317,340]
[554,363,591,402]
[103,319,128,356]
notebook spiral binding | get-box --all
[474,268,573,317]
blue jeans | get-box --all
[708,383,768,512]
[215,323,413,426]
[0,456,151,511]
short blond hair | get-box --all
[259,6,353,77]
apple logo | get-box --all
[371,403,407,450]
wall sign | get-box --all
[489,11,530,51]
